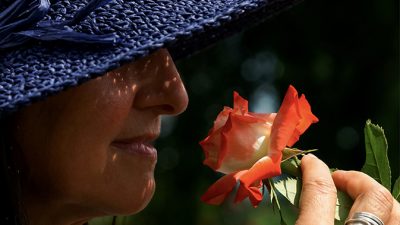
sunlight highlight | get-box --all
[112,153,118,162]
[131,84,137,92]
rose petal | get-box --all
[200,92,278,172]
[233,91,248,114]
[233,156,281,207]
[200,129,224,170]
[200,107,233,170]
[269,85,301,155]
[200,85,318,207]
[207,107,232,135]
[287,94,319,146]
[200,171,247,205]
[235,179,263,207]
[218,113,273,174]
[239,155,282,186]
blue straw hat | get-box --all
[0,0,300,112]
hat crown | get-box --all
[0,0,121,48]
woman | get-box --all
[0,0,398,225]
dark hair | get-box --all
[0,113,27,225]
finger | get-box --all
[332,170,393,223]
[387,200,400,225]
[296,154,337,225]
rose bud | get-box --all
[200,85,318,207]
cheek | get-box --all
[13,74,157,215]
[47,146,156,215]
[19,115,156,215]
[13,83,151,212]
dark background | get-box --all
[113,0,398,224]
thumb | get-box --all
[296,154,337,225]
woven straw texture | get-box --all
[0,0,300,112]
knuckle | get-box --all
[368,186,393,211]
[303,178,337,196]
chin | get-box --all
[112,178,156,215]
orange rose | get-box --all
[200,85,318,207]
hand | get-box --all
[296,154,400,225]
[332,170,400,225]
[296,154,337,225]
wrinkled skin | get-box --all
[9,48,399,225]
[11,49,188,225]
[298,155,400,225]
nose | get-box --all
[131,48,189,115]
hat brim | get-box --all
[0,0,301,112]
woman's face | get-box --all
[12,49,188,220]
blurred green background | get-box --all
[93,0,399,224]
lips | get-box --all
[111,134,158,160]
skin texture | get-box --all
[333,171,400,225]
[8,48,399,225]
[297,154,400,225]
[11,48,188,225]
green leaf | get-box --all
[392,176,400,202]
[269,179,282,210]
[361,120,391,190]
[276,189,300,225]
[280,157,302,178]
[334,191,353,225]
[276,160,354,225]
[271,175,300,225]
[273,175,301,207]
[282,148,318,162]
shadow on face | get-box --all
[10,48,188,224]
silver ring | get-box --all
[345,212,384,225]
